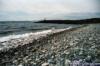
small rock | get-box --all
[41,62,49,66]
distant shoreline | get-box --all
[35,18,100,24]
[0,18,100,24]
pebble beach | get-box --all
[0,24,100,66]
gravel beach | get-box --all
[0,24,100,66]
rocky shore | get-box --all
[0,24,100,66]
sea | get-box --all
[0,21,80,42]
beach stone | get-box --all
[41,62,49,66]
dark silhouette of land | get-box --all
[36,18,100,24]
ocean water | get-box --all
[0,21,80,42]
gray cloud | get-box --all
[0,0,100,21]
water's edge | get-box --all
[0,25,88,65]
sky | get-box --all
[0,0,100,21]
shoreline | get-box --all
[0,25,87,52]
[0,24,92,65]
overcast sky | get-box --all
[0,0,100,21]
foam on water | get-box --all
[0,30,52,42]
[0,27,73,42]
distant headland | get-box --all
[35,18,100,24]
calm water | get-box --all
[0,21,79,37]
